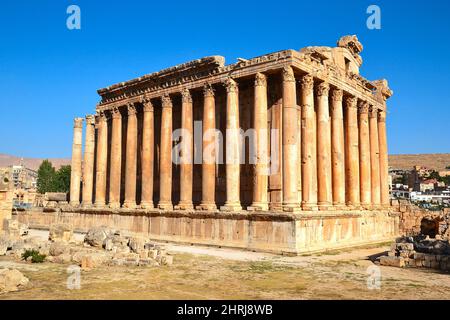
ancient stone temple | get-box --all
[61,35,399,253]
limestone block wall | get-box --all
[0,190,13,231]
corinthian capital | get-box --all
[358,101,369,114]
[85,114,95,125]
[282,66,295,82]
[224,78,238,93]
[181,88,192,103]
[203,83,215,97]
[161,94,172,108]
[74,117,83,128]
[378,110,387,122]
[111,107,121,119]
[300,74,314,91]
[127,103,137,116]
[315,82,330,97]
[369,107,378,118]
[254,72,267,87]
[345,96,357,109]
[141,96,153,112]
[331,89,343,102]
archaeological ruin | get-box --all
[18,35,401,254]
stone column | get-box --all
[250,73,269,211]
[69,118,83,207]
[221,78,242,211]
[301,74,317,210]
[123,104,138,208]
[141,98,154,209]
[158,94,173,210]
[94,111,108,208]
[197,84,217,211]
[281,66,299,211]
[109,107,122,209]
[316,82,332,210]
[369,108,381,208]
[81,115,95,207]
[331,89,345,208]
[345,96,360,208]
[358,101,371,209]
[176,89,194,210]
[378,110,389,207]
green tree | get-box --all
[37,160,56,194]
[54,165,71,193]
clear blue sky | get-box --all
[1,0,449,158]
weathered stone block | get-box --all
[380,256,405,268]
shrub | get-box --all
[21,249,46,263]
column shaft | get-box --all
[250,73,269,211]
[378,110,390,207]
[123,104,138,208]
[301,74,317,210]
[345,97,360,208]
[281,66,299,211]
[141,98,154,209]
[316,82,332,209]
[198,84,217,211]
[358,101,371,208]
[69,118,83,206]
[369,108,381,207]
[94,112,108,207]
[331,89,345,208]
[158,94,173,210]
[177,89,194,209]
[81,115,95,207]
[109,107,122,208]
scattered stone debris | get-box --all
[0,222,174,272]
[0,268,29,294]
[380,236,450,272]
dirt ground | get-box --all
[1,230,449,300]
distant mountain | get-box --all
[0,153,71,171]
[388,153,450,171]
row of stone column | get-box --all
[69,66,389,211]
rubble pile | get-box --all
[1,222,174,271]
[380,236,450,271]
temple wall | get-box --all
[17,209,399,254]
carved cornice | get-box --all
[224,78,238,93]
[282,66,295,82]
[74,118,83,128]
[181,88,192,103]
[254,72,267,87]
[203,83,215,97]
[358,101,369,114]
[316,82,329,97]
[300,74,314,91]
[331,89,343,102]
[345,96,357,108]
[161,94,172,108]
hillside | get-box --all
[0,153,71,171]
[388,153,450,171]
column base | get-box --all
[301,203,318,211]
[282,203,301,212]
[158,202,173,211]
[248,202,269,211]
[81,202,93,209]
[196,203,217,211]
[318,202,334,211]
[332,203,347,211]
[140,201,154,209]
[174,202,194,210]
[122,201,137,209]
[69,201,80,208]
[220,203,242,212]
[94,201,106,208]
[109,202,121,209]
